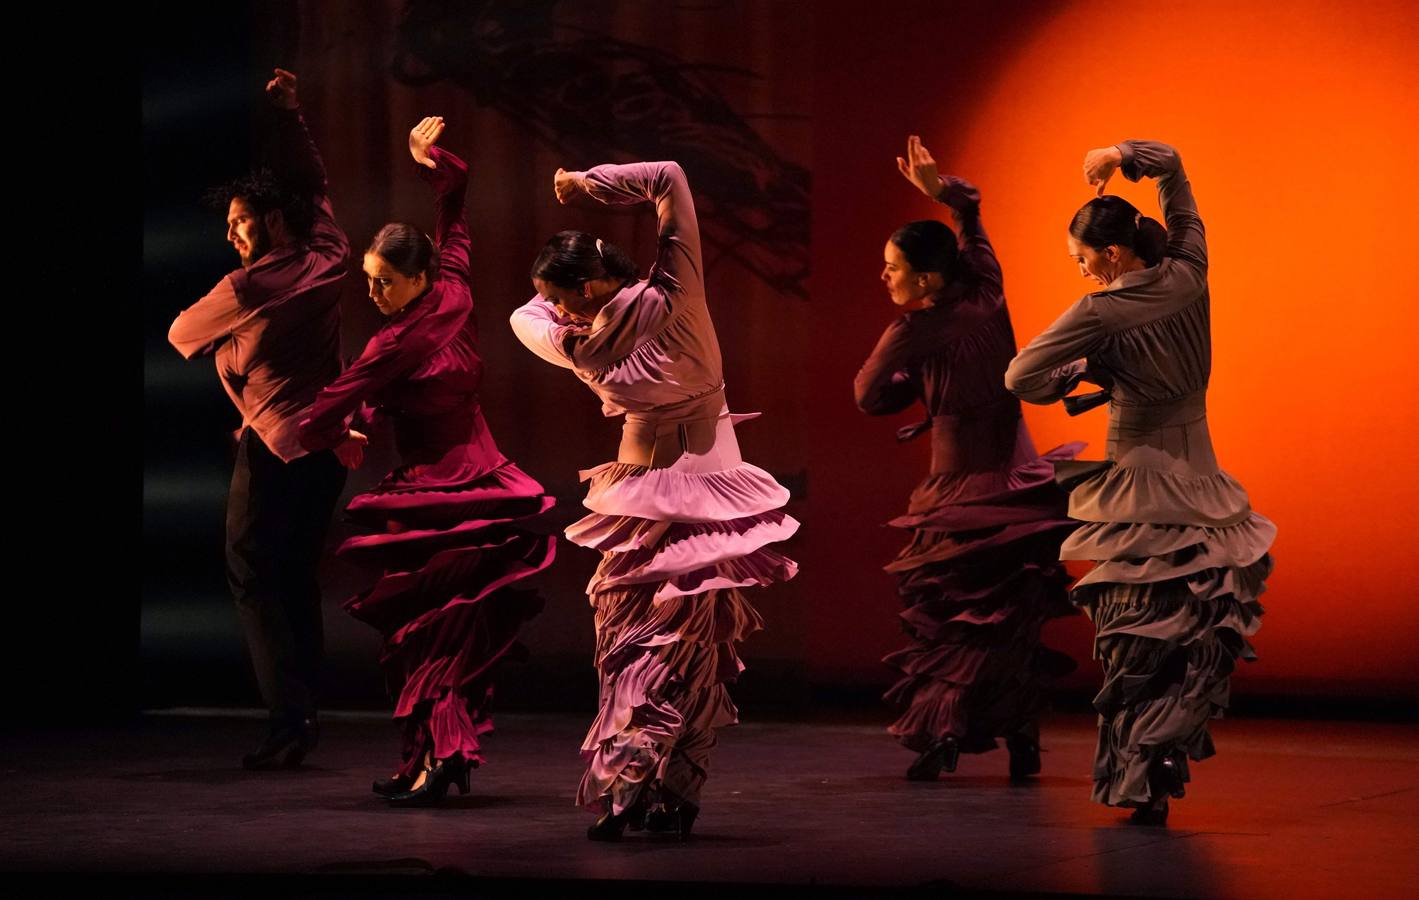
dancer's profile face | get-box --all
[882,241,936,310]
[227,197,271,268]
[364,253,428,317]
[1068,236,1122,287]
[533,277,596,324]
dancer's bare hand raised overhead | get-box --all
[265,67,299,110]
[897,134,945,200]
[409,116,446,170]
[1082,146,1124,196]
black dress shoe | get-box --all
[372,773,415,797]
[1006,733,1042,780]
[906,735,960,781]
[643,801,699,841]
[242,717,319,771]
[387,755,471,807]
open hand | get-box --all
[334,429,368,469]
[409,116,445,169]
[266,68,299,109]
[896,134,943,199]
[1083,146,1123,196]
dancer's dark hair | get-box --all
[531,230,640,289]
[1069,196,1167,267]
[368,224,440,281]
[205,168,316,239]
[890,220,958,275]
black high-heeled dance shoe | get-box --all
[586,798,648,842]
[643,801,699,841]
[387,755,470,807]
[372,773,415,798]
[1129,798,1170,826]
[242,717,319,771]
[1006,733,1042,781]
[906,735,960,781]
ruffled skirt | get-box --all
[567,416,798,814]
[1058,459,1274,807]
[339,458,555,777]
[882,444,1082,753]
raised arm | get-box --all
[853,318,919,415]
[1118,141,1206,271]
[408,117,472,287]
[1004,298,1108,404]
[561,161,703,298]
[898,135,1002,290]
[938,176,1001,290]
[1085,140,1205,272]
[260,68,347,260]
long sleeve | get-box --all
[417,146,471,287]
[578,161,703,300]
[854,318,919,415]
[1117,140,1206,272]
[262,107,327,197]
[262,106,349,265]
[509,296,581,370]
[299,284,470,451]
[1005,298,1108,404]
[935,176,1002,291]
[168,274,245,358]
[297,329,423,451]
[540,162,704,374]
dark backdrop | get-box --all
[140,0,1418,724]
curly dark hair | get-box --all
[204,168,316,239]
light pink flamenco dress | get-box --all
[511,162,799,822]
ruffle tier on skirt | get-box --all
[882,443,1083,753]
[1057,459,1274,807]
[567,457,798,814]
[339,459,555,776]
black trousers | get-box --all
[226,429,346,728]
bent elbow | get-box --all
[167,322,201,359]
[1003,358,1026,395]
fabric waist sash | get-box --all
[620,387,752,470]
[1106,390,1216,473]
[927,396,1034,475]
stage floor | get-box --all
[2,711,1414,898]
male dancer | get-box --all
[168,69,348,769]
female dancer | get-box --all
[855,136,1081,782]
[298,117,555,805]
[510,160,798,840]
[1006,141,1274,824]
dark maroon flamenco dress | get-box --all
[299,146,554,783]
[855,176,1082,777]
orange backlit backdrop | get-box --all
[806,0,1419,696]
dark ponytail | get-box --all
[1069,196,1166,267]
[889,219,958,276]
[368,223,440,281]
[531,229,640,289]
